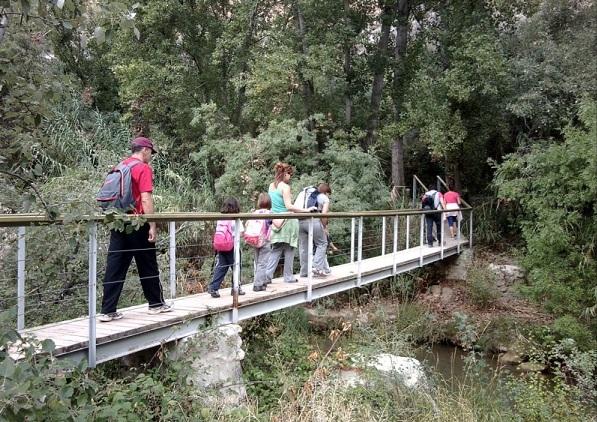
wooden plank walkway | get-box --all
[18,238,467,363]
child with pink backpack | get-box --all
[243,193,272,292]
[208,197,245,298]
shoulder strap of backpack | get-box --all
[302,186,313,208]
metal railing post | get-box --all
[406,215,410,249]
[469,210,474,251]
[232,218,241,323]
[440,210,445,260]
[17,227,25,331]
[381,216,386,256]
[419,214,424,267]
[168,221,176,301]
[412,177,417,208]
[88,223,98,368]
[307,217,314,302]
[350,217,355,263]
[392,216,398,276]
[357,217,363,286]
[457,213,461,254]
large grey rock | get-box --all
[488,263,525,285]
[335,354,427,390]
[169,324,246,406]
[440,287,455,304]
[367,354,426,389]
[499,351,523,365]
[429,285,442,296]
[444,249,472,281]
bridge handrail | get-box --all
[0,207,473,227]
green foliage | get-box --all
[190,109,389,213]
[242,308,316,411]
[494,99,597,317]
[466,264,500,309]
[506,373,588,422]
[551,315,597,352]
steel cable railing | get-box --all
[0,206,472,367]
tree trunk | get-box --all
[390,0,409,191]
[233,1,261,127]
[391,136,405,187]
[343,0,353,127]
[362,1,395,151]
[292,0,314,122]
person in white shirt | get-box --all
[296,183,332,277]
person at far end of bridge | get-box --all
[296,183,332,278]
[422,187,446,248]
[443,183,462,239]
[266,162,317,284]
[208,197,246,298]
[99,137,172,323]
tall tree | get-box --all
[362,0,395,151]
[390,0,410,193]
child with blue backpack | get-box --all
[208,197,245,298]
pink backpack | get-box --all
[213,220,234,252]
[243,210,270,248]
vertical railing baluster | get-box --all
[232,218,241,323]
[350,218,355,263]
[412,177,417,208]
[168,221,176,301]
[357,217,363,286]
[392,215,398,276]
[307,217,314,302]
[419,214,424,267]
[406,215,410,249]
[381,216,386,256]
[17,227,25,331]
[469,210,474,252]
[440,210,445,260]
[88,223,98,368]
[457,212,461,254]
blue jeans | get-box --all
[209,250,235,291]
[425,214,442,246]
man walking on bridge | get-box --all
[99,137,172,322]
[422,188,446,248]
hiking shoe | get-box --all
[98,312,123,322]
[209,290,221,298]
[231,289,246,295]
[148,304,173,315]
[312,269,327,278]
[253,285,267,292]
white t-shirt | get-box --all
[316,193,329,212]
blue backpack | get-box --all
[96,160,141,210]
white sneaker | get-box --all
[147,304,173,315]
[98,312,123,322]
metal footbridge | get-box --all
[1,179,472,367]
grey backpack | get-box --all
[96,160,141,210]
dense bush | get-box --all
[465,264,500,309]
[495,100,597,320]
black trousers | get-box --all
[425,213,442,246]
[101,223,165,314]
